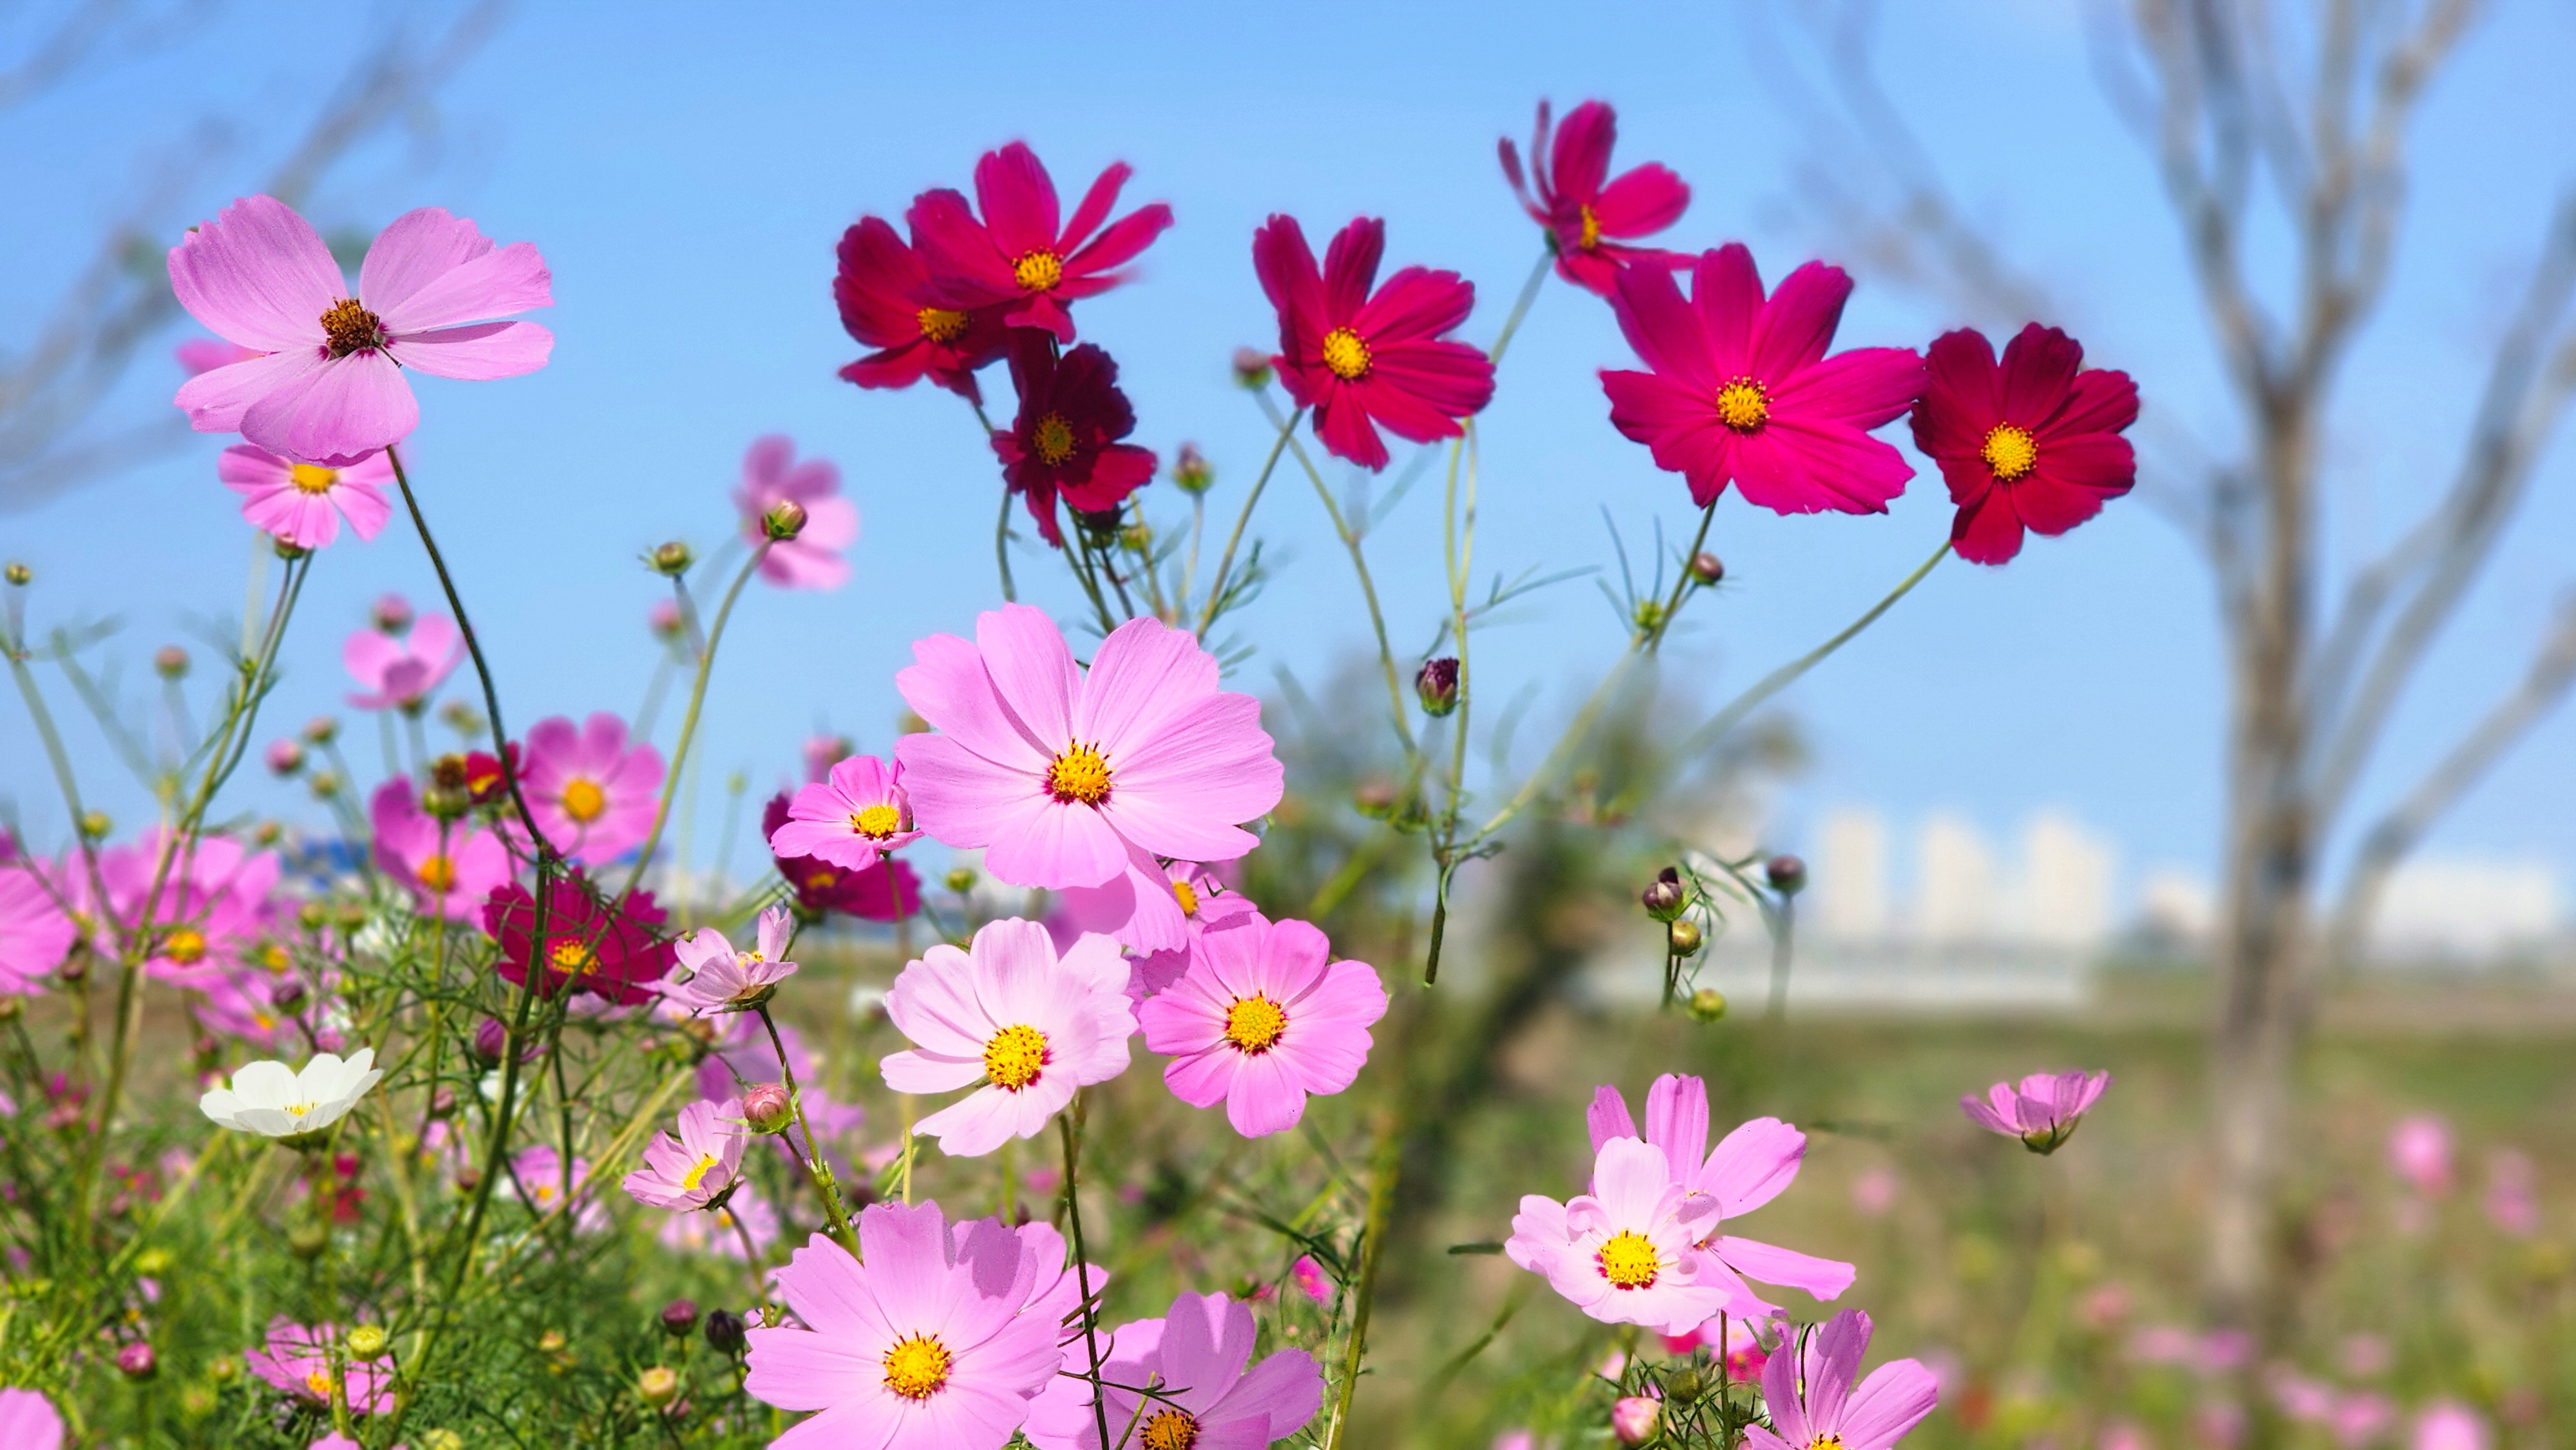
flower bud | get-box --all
[1118,522,1152,552]
[1689,551,1725,586]
[1640,869,1689,923]
[638,1365,680,1408]
[470,1017,512,1068]
[272,536,308,560]
[649,541,695,577]
[301,715,339,746]
[77,810,111,840]
[153,645,190,680]
[1766,853,1808,896]
[742,1083,794,1135]
[1415,657,1460,717]
[297,901,328,930]
[270,979,307,1013]
[252,820,281,847]
[1665,1368,1705,1405]
[704,1308,746,1353]
[287,1221,329,1259]
[371,592,415,634]
[3,562,28,587]
[660,1299,700,1338]
[1171,442,1215,494]
[1668,918,1705,956]
[1231,347,1274,389]
[427,1085,457,1120]
[762,500,808,542]
[265,740,306,777]
[116,1341,157,1380]
[943,867,978,896]
[1352,778,1397,820]
[307,770,341,800]
[334,901,369,931]
[1611,1395,1660,1445]
[346,1324,390,1361]
[0,997,19,1024]
[464,748,516,805]
[1687,986,1729,1023]
[422,1431,464,1450]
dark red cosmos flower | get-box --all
[1500,99,1692,297]
[482,874,674,1006]
[1253,215,1496,472]
[1912,324,2139,565]
[1601,243,1926,513]
[991,334,1157,547]
[833,215,1009,403]
[463,744,520,807]
[762,791,923,921]
[908,142,1173,346]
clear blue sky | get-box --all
[3,0,2571,909]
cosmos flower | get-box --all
[762,791,923,921]
[1911,324,2139,564]
[199,1049,383,1143]
[1022,1291,1323,1450]
[517,712,666,865]
[834,214,1009,402]
[768,754,920,872]
[176,337,260,375]
[1741,1312,1938,1450]
[0,863,77,993]
[1139,914,1387,1137]
[219,444,393,551]
[879,918,1136,1158]
[734,435,861,590]
[1600,243,1926,513]
[168,195,553,466]
[2412,1402,2491,1450]
[625,1097,750,1211]
[510,1143,607,1231]
[1253,214,1495,471]
[1499,99,1692,296]
[990,336,1156,547]
[1960,1069,2112,1154]
[659,906,800,1015]
[2387,1113,2453,1196]
[907,141,1173,345]
[91,831,278,987]
[1506,1135,1734,1335]
[245,1318,392,1416]
[368,778,509,921]
[343,613,462,711]
[482,874,675,1006]
[1051,858,1259,1001]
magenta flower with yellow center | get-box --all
[1499,98,1693,297]
[368,778,508,922]
[1139,914,1387,1137]
[834,213,1009,402]
[990,335,1157,548]
[1911,323,2139,565]
[1505,1136,1732,1335]
[770,753,920,872]
[517,712,666,865]
[219,444,392,551]
[1022,1291,1324,1450]
[624,1096,749,1211]
[907,141,1173,346]
[343,614,462,712]
[244,1318,391,1416]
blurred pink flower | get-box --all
[343,613,462,711]
[1289,1254,1333,1304]
[2340,1333,2392,1378]
[1960,1069,2112,1154]
[647,597,683,642]
[1140,914,1387,1138]
[1022,1290,1322,1450]
[659,1181,780,1259]
[2098,1422,2154,1450]
[220,444,393,550]
[2412,1402,2488,1450]
[245,1317,390,1415]
[0,863,77,993]
[92,831,278,987]
[370,592,414,632]
[625,1096,748,1211]
[1611,1396,1661,1445]
[0,1388,62,1450]
[1851,1164,1899,1218]
[1741,1311,1938,1450]
[734,435,860,590]
[880,918,1135,1157]
[518,712,665,865]
[2196,1399,2248,1449]
[511,1144,606,1232]
[769,754,919,871]
[1507,1136,1733,1335]
[1492,1434,1538,1450]
[2484,1149,2539,1236]
[368,778,509,921]
[2387,1115,2453,1196]
[802,733,853,782]
[2331,1391,2395,1448]
[1665,1313,1769,1380]
[176,337,260,375]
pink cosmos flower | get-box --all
[1506,1136,1732,1334]
[1742,1312,1938,1450]
[518,712,666,865]
[1054,857,1258,997]
[734,435,860,590]
[343,613,462,711]
[802,733,852,782]
[769,753,919,871]
[762,791,923,921]
[743,1204,1066,1450]
[91,831,278,987]
[1601,243,1926,513]
[660,906,800,1015]
[0,1389,61,1450]
[625,1096,749,1211]
[220,444,393,551]
[0,864,76,993]
[1587,1074,1856,1313]
[177,337,260,375]
[2485,1149,2539,1236]
[1499,99,1692,296]
[1912,324,2139,564]
[893,605,1282,953]
[245,1317,391,1415]
[1612,1397,1662,1445]
[1140,914,1388,1138]
[511,1143,606,1231]
[368,778,509,921]
[2387,1114,2453,1196]
[1021,1290,1323,1450]
[1289,1254,1333,1304]
[484,874,674,1006]
[1961,1069,2112,1154]
[1253,214,1496,471]
[659,1181,780,1259]
[908,141,1174,345]
[2412,1402,2490,1450]
[168,195,553,466]
[879,918,1135,1158]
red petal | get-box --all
[1549,99,1618,203]
[1590,164,1690,239]
[1914,329,2005,455]
[1059,160,1132,251]
[1321,218,1385,325]
[974,142,1061,258]
[1772,346,1924,429]
[1353,265,1473,343]
[1751,261,1855,382]
[2010,476,2113,536]
[1998,323,2082,424]
[1312,390,1390,471]
[1066,203,1172,279]
[1950,492,2027,564]
[1609,264,1716,389]
[1693,245,1763,379]
[2045,366,2140,437]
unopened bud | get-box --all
[704,1308,746,1353]
[1231,347,1274,389]
[1668,918,1704,956]
[1665,1368,1705,1405]
[301,716,338,746]
[439,699,485,738]
[346,1324,389,1361]
[252,820,281,847]
[3,562,28,587]
[1352,779,1397,820]
[1687,986,1729,1023]
[661,1299,700,1338]
[427,1085,457,1120]
[1415,657,1460,717]
[116,1341,157,1380]
[334,901,368,931]
[761,500,808,542]
[0,998,19,1024]
[1640,872,1688,923]
[1689,551,1725,586]
[272,537,309,560]
[1118,523,1151,552]
[370,593,415,634]
[421,1433,463,1450]
[742,1083,794,1135]
[649,541,695,577]
[287,1222,329,1259]
[298,902,328,930]
[270,979,307,1013]
[422,782,471,822]
[1171,443,1215,494]
[77,810,111,840]
[638,1365,680,1408]
[943,867,978,896]
[648,598,685,642]
[265,739,306,777]
[153,646,190,680]
[1611,1395,1660,1445]
[1766,854,1808,895]
[470,1017,512,1068]
[307,770,341,799]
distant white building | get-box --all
[1915,813,2002,943]
[1815,809,1890,940]
[2374,856,2562,960]
[2015,812,2119,947]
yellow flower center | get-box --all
[1013,250,1064,292]
[916,306,969,343]
[1046,744,1112,805]
[983,1024,1049,1091]
[290,464,340,494]
[258,941,290,972]
[882,1333,951,1400]
[319,297,386,357]
[851,804,903,840]
[417,854,456,892]
[1577,203,1603,250]
[548,938,594,974]
[284,1101,316,1118]
[1596,1229,1660,1288]
[804,869,839,890]
[1033,412,1077,466]
[1810,1438,1846,1450]
[1715,377,1769,433]
[1320,326,1371,381]
[163,927,207,965]
[1982,423,2038,482]
[680,1153,723,1192]
[305,1368,335,1400]
[560,777,607,824]
[1142,1408,1202,1450]
[1173,880,1200,917]
[1224,995,1287,1054]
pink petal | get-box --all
[1643,1074,1710,1186]
[333,477,394,541]
[358,207,496,321]
[1587,1085,1638,1154]
[370,234,553,335]
[1698,1117,1807,1217]
[241,352,419,467]
[388,320,553,380]
[1721,1236,1856,1301]
[1074,617,1219,758]
[981,796,1126,890]
[893,735,1044,849]
[1749,261,1855,381]
[166,194,341,351]
[175,348,325,434]
[975,605,1079,749]
[1837,1360,1942,1450]
[897,634,1051,773]
[974,142,1061,258]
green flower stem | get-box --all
[1258,390,1417,759]
[970,398,1018,603]
[1323,1103,1403,1450]
[1195,407,1301,636]
[1056,1104,1115,1450]
[1485,246,1555,368]
[755,1004,857,1253]
[620,545,770,906]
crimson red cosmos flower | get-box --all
[907,142,1172,345]
[1912,324,2139,565]
[761,792,922,921]
[1500,99,1692,297]
[482,875,674,1006]
[1253,215,1496,472]
[833,215,1009,402]
[1601,243,1926,513]
[462,744,520,808]
[991,334,1156,547]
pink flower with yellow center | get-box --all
[0,863,76,994]
[907,142,1174,346]
[1911,323,2139,565]
[1052,858,1259,1003]
[343,614,462,712]
[368,778,509,922]
[624,1096,749,1211]
[1960,1069,2111,1155]
[1139,914,1387,1138]
[769,753,920,872]
[1741,1312,1939,1450]
[218,444,393,551]
[734,435,861,591]
[658,906,800,1016]
[1506,1136,1732,1335]
[518,712,666,865]
[1499,99,1694,297]
[89,831,278,987]
[244,1318,391,1416]
[1021,1291,1324,1450]
[835,213,1010,402]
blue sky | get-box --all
[3,0,2571,907]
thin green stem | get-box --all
[620,546,769,903]
[1057,1106,1115,1450]
[755,1005,856,1252]
[993,490,1018,604]
[1484,247,1555,368]
[1675,538,1951,758]
[1195,408,1300,635]
[1323,1106,1401,1450]
[1259,391,1417,758]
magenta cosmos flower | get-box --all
[368,778,509,921]
[1587,1074,1855,1312]
[624,1095,748,1211]
[0,1389,62,1450]
[0,863,77,993]
[220,444,392,551]
[92,831,278,986]
[343,613,461,712]
[2388,1113,2454,1196]
[893,605,1282,952]
[1254,214,1496,471]
[1960,1069,2110,1154]
[835,214,1009,402]
[168,196,553,466]
[518,712,665,865]
[1602,244,1927,513]
[909,142,1174,346]
[734,435,860,590]
[762,791,922,921]
[992,335,1158,547]
[879,918,1135,1157]
[1743,1312,1938,1450]
[1500,99,1692,296]
[744,1204,1066,1450]
[1023,1290,1323,1450]
[1913,324,2139,565]
[245,1318,391,1415]
[660,905,799,1015]
[1140,914,1387,1138]
[1506,1135,1732,1335]
[768,753,919,871]
[483,874,674,1006]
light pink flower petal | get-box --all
[1587,1084,1639,1153]
[176,347,327,433]
[1700,1117,1807,1218]
[389,320,553,380]
[897,634,1052,771]
[1644,1074,1710,1187]
[976,605,1080,748]
[891,736,1041,852]
[358,207,497,319]
[1718,1236,1855,1302]
[167,194,343,350]
[242,352,419,467]
[370,233,552,334]
[981,796,1126,890]
[334,476,394,540]
[1074,616,1220,757]
[1839,1360,1941,1450]
[1224,1047,1309,1136]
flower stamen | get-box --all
[1173,880,1200,917]
[882,1333,951,1400]
[318,298,386,357]
[1033,412,1077,466]
[851,804,903,840]
[1142,1408,1202,1450]
[916,306,969,343]
[1224,995,1287,1054]
[1981,423,2038,482]
[1321,327,1371,382]
[560,778,607,824]
[1577,203,1603,250]
[1715,377,1769,433]
[1046,744,1112,805]
[1014,250,1065,292]
[289,464,339,495]
[1596,1229,1660,1289]
[983,1024,1050,1091]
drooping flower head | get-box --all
[743,1203,1066,1450]
[879,918,1135,1158]
[1499,99,1692,296]
[1140,914,1387,1138]
[734,435,860,590]
[991,337,1156,547]
[834,214,1009,402]
[0,863,77,993]
[660,907,800,1015]
[343,614,462,712]
[769,753,920,872]
[482,874,675,1006]
[1960,1069,2112,1154]
[762,791,923,921]
[1506,1136,1732,1335]
[1602,243,1927,513]
[199,1049,383,1144]
[907,142,1174,345]
[1021,1291,1324,1450]
[220,444,393,551]
[1253,214,1495,471]
[1911,324,2139,564]
[518,712,666,865]
[245,1318,393,1415]
[625,1096,750,1211]
[1741,1312,1938,1450]
[369,778,509,921]
[169,196,553,466]
[895,606,1282,954]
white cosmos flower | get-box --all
[199,1048,384,1142]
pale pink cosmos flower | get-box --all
[168,195,553,466]
[769,754,919,871]
[1587,1074,1856,1314]
[1054,857,1260,998]
[0,1389,61,1450]
[1852,1164,1900,1218]
[1507,1136,1731,1334]
[343,613,462,711]
[743,1204,1065,1450]
[2485,1149,2539,1236]
[518,712,665,865]
[893,605,1282,954]
[625,1096,749,1211]
[220,444,393,551]
[90,831,278,987]
[880,918,1135,1157]
[659,1181,780,1259]
[1960,1069,2112,1154]
[802,732,853,782]
[511,1143,607,1232]
[1139,914,1387,1137]
[2412,1402,2489,1450]
[0,863,77,993]
[370,592,414,633]
[1023,1291,1324,1450]
[2387,1114,2453,1196]
[1742,1312,1938,1450]
[245,1317,391,1415]
[368,778,509,921]
[660,906,800,1015]
[735,435,860,590]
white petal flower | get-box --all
[199,1048,384,1143]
